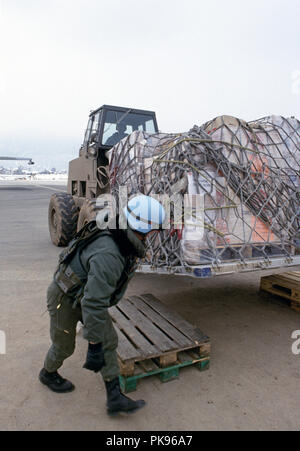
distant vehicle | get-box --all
[0,157,34,165]
[48,105,158,246]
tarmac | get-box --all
[0,179,300,431]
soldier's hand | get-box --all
[83,343,105,373]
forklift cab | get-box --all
[82,105,159,165]
[52,105,159,245]
[68,105,159,202]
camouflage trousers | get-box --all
[44,281,120,381]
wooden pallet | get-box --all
[260,272,300,312]
[110,294,210,392]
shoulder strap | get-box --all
[58,221,109,266]
[55,220,137,300]
[58,218,139,267]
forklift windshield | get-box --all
[102,109,157,147]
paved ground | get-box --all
[0,180,300,431]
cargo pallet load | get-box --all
[108,115,300,278]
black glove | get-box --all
[83,343,105,373]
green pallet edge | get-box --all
[119,356,210,393]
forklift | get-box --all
[48,105,158,246]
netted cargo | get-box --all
[108,115,300,272]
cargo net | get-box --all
[108,115,300,268]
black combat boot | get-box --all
[105,378,146,416]
[39,368,75,393]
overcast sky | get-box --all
[0,0,299,169]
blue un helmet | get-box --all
[123,195,166,234]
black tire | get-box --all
[77,199,102,232]
[48,193,79,247]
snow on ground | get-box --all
[0,174,68,182]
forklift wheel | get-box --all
[77,199,101,232]
[48,193,79,247]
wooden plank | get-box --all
[273,274,300,287]
[284,272,300,278]
[113,324,140,361]
[291,301,300,313]
[138,359,159,373]
[292,290,300,301]
[110,306,159,358]
[140,294,208,345]
[177,351,194,364]
[118,359,135,377]
[262,287,292,301]
[199,343,211,357]
[262,278,300,297]
[261,279,300,304]
[128,296,193,348]
[159,352,178,368]
[263,274,300,290]
[188,349,204,361]
[260,280,293,302]
[117,300,177,353]
[283,271,300,280]
[261,278,298,294]
[134,364,145,376]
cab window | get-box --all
[83,117,93,145]
[83,112,101,145]
[102,110,156,146]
